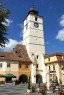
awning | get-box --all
[4,73,16,78]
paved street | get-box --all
[0,83,59,95]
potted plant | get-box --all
[39,85,47,95]
[58,88,64,95]
[31,85,35,92]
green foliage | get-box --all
[28,76,31,89]
[55,76,59,86]
[0,2,10,47]
[31,85,35,92]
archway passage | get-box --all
[19,74,28,83]
[6,77,12,83]
[36,74,42,83]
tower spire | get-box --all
[32,0,34,8]
[28,0,38,15]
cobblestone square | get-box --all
[0,83,59,95]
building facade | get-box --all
[0,7,46,83]
[44,52,64,88]
[0,45,31,82]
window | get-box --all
[26,65,28,68]
[19,55,22,58]
[53,65,55,70]
[49,66,50,71]
[48,58,50,61]
[35,17,37,21]
[36,38,37,40]
[19,64,21,68]
[0,56,5,57]
[15,51,18,53]
[36,55,39,59]
[26,23,28,29]
[36,64,38,68]
[0,63,2,68]
[7,63,10,68]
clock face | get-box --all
[34,22,39,28]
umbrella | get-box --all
[4,73,16,78]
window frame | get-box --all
[7,63,10,68]
[36,55,39,59]
[36,64,38,68]
[25,64,28,68]
[0,63,2,68]
[53,65,55,70]
[49,66,50,71]
[48,58,50,61]
[19,64,21,68]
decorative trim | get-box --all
[24,20,43,27]
[23,27,43,34]
[26,43,45,46]
[36,70,43,71]
[23,35,44,41]
[19,71,30,72]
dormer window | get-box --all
[18,55,22,58]
[15,51,17,53]
[0,56,5,57]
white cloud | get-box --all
[59,14,64,27]
[56,14,64,41]
[56,28,64,41]
[18,23,24,38]
[0,39,22,51]
[2,19,13,26]
[18,23,24,29]
[45,42,50,45]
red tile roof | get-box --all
[0,44,32,64]
[44,52,64,58]
[44,52,64,63]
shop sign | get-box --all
[49,70,56,73]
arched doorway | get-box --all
[36,74,42,83]
[6,77,12,83]
[19,74,28,83]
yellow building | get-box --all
[44,52,64,88]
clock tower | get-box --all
[23,7,46,83]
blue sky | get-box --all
[0,0,64,54]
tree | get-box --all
[28,76,31,90]
[0,2,10,47]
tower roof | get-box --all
[28,6,38,15]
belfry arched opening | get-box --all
[19,74,28,83]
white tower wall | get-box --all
[23,11,46,83]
